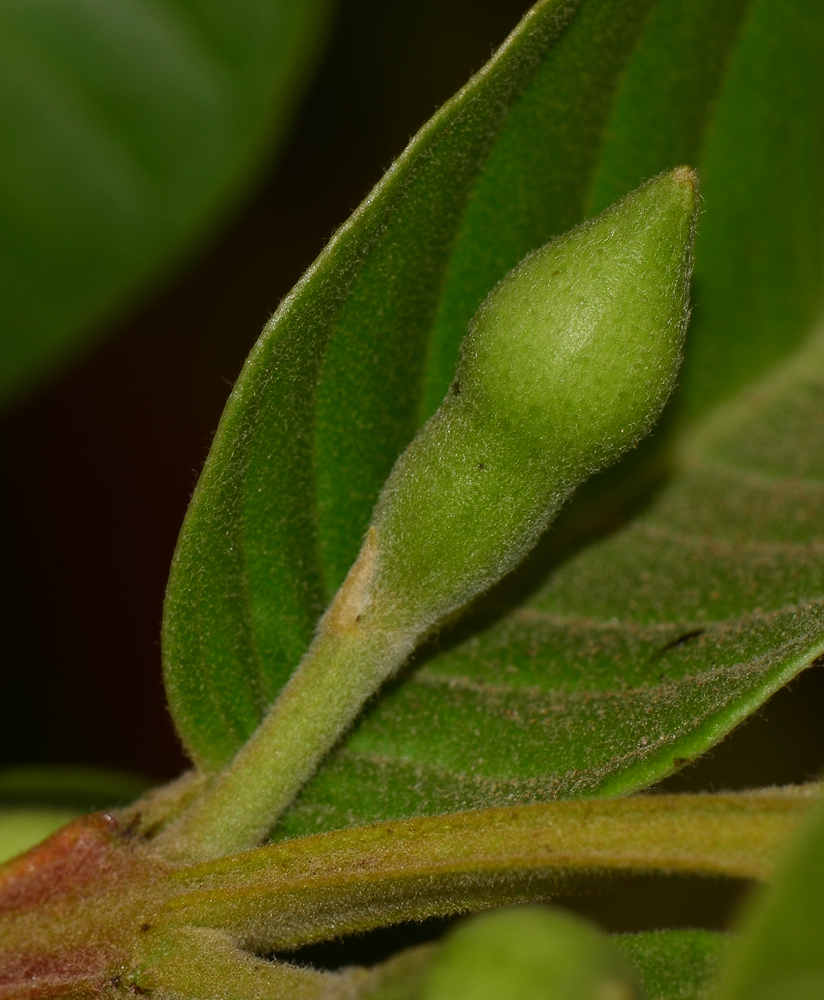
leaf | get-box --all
[615,930,728,1000]
[0,764,151,811]
[0,808,79,864]
[279,320,824,832]
[156,788,815,951]
[162,0,824,788]
[715,794,824,1000]
[0,0,334,408]
[0,765,152,863]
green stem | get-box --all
[155,535,415,862]
[160,787,821,952]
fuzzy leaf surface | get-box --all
[163,0,824,786]
[281,322,824,832]
[0,0,333,406]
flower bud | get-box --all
[367,168,697,635]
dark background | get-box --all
[2,0,822,807]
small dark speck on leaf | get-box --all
[451,380,461,395]
[654,629,705,659]
[478,462,485,470]
[140,923,151,933]
[673,757,691,769]
[132,988,151,997]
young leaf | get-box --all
[163,0,824,782]
[161,0,656,770]
[0,0,334,407]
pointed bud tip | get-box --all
[671,164,698,189]
[661,165,699,210]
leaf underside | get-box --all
[0,0,333,407]
[280,327,824,833]
[162,0,824,832]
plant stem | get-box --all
[155,535,415,862]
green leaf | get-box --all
[0,764,151,811]
[163,0,824,791]
[0,808,79,863]
[0,766,153,863]
[0,0,334,407]
[280,321,824,832]
[615,930,728,1000]
[715,795,824,1000]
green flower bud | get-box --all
[368,167,697,634]
[421,906,642,1000]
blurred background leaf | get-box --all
[0,763,152,861]
[717,795,824,1000]
[0,0,538,783]
[0,0,335,408]
[0,763,150,809]
[0,808,79,863]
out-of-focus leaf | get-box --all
[715,795,824,1000]
[0,807,78,863]
[615,930,728,1000]
[418,907,641,1000]
[0,0,334,407]
[162,0,824,783]
[321,928,728,1000]
[0,764,151,811]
